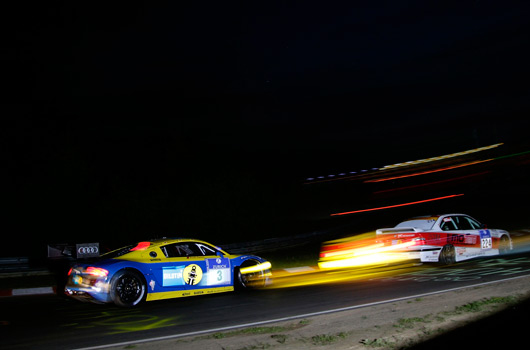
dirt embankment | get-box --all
[103,274,530,350]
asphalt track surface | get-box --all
[2,250,530,350]
[2,149,528,349]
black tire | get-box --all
[439,244,456,265]
[235,259,267,290]
[499,235,511,255]
[110,269,146,307]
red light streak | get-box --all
[330,194,465,216]
[373,171,491,194]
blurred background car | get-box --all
[319,214,512,269]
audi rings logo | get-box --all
[76,243,100,257]
[78,246,99,254]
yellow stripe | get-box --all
[146,286,234,301]
[381,143,503,170]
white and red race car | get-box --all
[375,214,512,264]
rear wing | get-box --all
[376,227,424,235]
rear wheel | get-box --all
[110,270,146,307]
[499,235,511,255]
[439,245,456,265]
[236,259,267,290]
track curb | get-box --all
[0,286,57,297]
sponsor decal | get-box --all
[398,234,416,238]
[183,264,203,285]
[206,258,231,285]
[480,230,492,249]
[419,250,440,262]
[447,234,465,244]
[206,257,230,270]
[162,266,184,287]
[146,286,235,301]
[464,235,477,244]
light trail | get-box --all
[330,193,464,216]
[372,171,490,194]
[364,159,492,183]
[304,142,503,185]
[266,261,421,289]
[379,143,503,170]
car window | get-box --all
[454,216,473,230]
[440,217,457,231]
[466,217,482,229]
[197,243,217,256]
[162,243,204,258]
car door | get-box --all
[440,215,478,248]
[150,242,199,290]
[455,215,492,250]
[185,242,232,290]
[153,241,232,292]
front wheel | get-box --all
[235,259,267,290]
[110,270,146,307]
[439,245,456,265]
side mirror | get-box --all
[481,223,488,229]
[216,250,224,258]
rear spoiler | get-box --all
[376,227,424,234]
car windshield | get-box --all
[395,219,437,230]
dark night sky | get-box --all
[4,1,530,255]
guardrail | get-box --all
[0,257,30,272]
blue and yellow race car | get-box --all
[64,238,272,307]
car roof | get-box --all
[401,213,470,221]
[139,237,215,247]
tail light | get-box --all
[413,237,426,245]
[85,267,109,277]
[131,241,151,251]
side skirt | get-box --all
[146,286,234,302]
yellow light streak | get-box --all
[380,143,503,170]
[240,261,272,274]
[267,262,421,289]
[319,241,416,269]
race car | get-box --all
[374,214,512,264]
[64,238,271,307]
[318,214,512,269]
